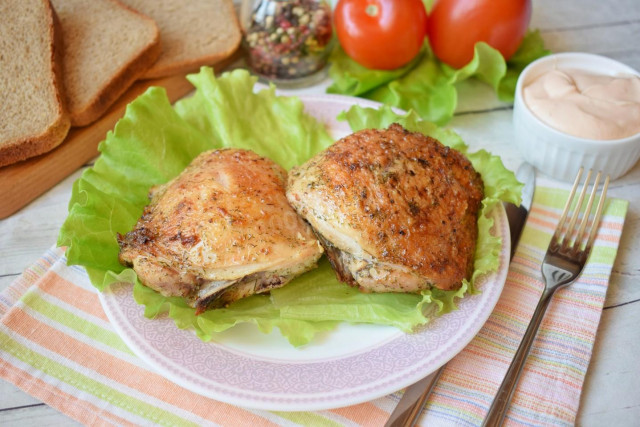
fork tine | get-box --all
[585,173,610,253]
[575,171,602,247]
[562,169,592,249]
[554,167,583,245]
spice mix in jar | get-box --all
[241,0,333,87]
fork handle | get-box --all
[482,288,555,427]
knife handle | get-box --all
[384,369,442,427]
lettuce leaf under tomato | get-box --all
[58,67,520,347]
[327,31,550,125]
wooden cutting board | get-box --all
[0,60,238,219]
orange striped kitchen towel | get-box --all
[0,182,628,426]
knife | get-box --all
[504,163,535,259]
[385,162,536,427]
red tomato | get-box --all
[428,0,532,69]
[334,0,428,70]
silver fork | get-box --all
[482,167,610,427]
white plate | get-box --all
[99,94,510,412]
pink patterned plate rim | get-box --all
[99,94,510,412]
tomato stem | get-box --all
[365,4,379,17]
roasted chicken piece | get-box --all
[286,124,484,293]
[118,148,323,313]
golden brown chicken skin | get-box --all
[118,148,323,313]
[286,124,484,293]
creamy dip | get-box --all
[523,68,640,140]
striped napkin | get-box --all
[0,182,628,427]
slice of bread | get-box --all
[120,0,241,79]
[0,0,70,168]
[51,0,161,127]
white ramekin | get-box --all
[513,52,640,182]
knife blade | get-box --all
[504,162,535,259]
[385,162,536,427]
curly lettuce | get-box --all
[327,31,550,125]
[58,67,520,346]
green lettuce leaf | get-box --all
[326,46,425,97]
[272,258,467,331]
[58,67,520,347]
[133,279,340,347]
[327,31,550,125]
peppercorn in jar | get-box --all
[241,0,333,87]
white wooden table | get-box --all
[1,0,639,425]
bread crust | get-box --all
[0,0,70,168]
[137,0,241,79]
[141,38,240,80]
[65,0,161,127]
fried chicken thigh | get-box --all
[118,148,323,313]
[286,124,484,293]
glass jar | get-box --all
[240,0,333,88]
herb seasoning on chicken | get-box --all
[286,123,484,293]
[118,148,323,313]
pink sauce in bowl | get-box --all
[523,68,640,140]
[513,52,640,182]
